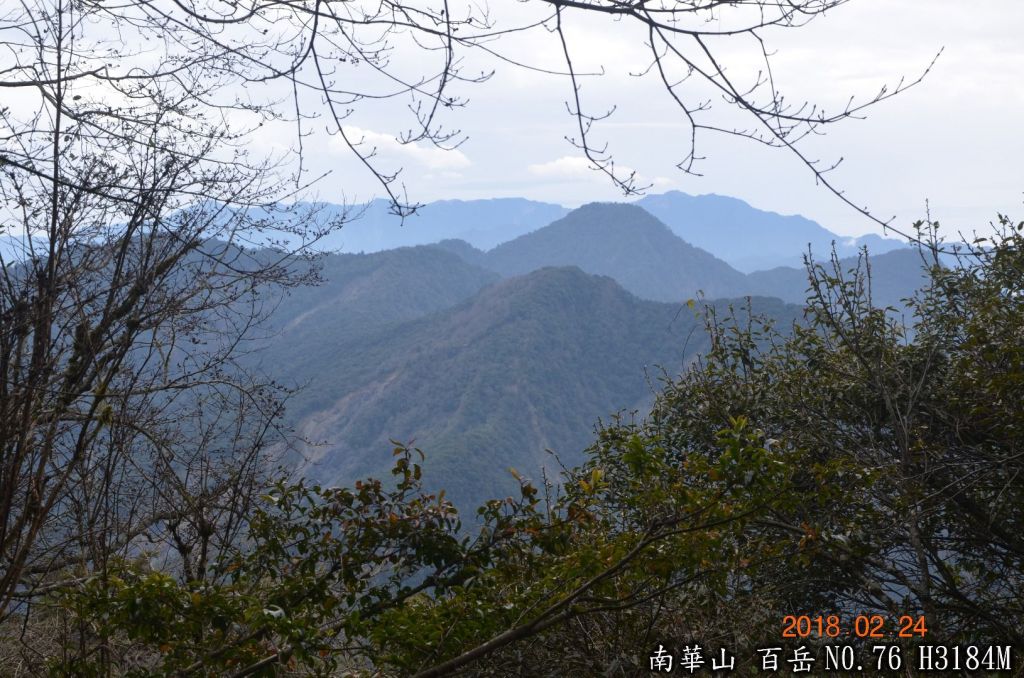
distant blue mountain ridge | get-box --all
[4,191,908,274]
[229,191,906,273]
[634,191,907,272]
[232,197,569,255]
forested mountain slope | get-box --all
[254,245,499,362]
[258,262,799,508]
[241,208,923,509]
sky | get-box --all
[3,0,1021,241]
[267,0,1024,239]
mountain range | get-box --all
[257,253,799,507]
[239,190,906,273]
[635,191,907,272]
[431,203,927,308]
[246,200,929,509]
[240,197,569,254]
[1,194,940,510]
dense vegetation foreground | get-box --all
[3,219,1023,675]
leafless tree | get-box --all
[0,128,338,607]
[0,0,351,631]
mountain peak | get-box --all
[569,201,667,223]
[483,202,747,302]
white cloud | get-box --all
[335,126,471,170]
[527,156,598,179]
[527,157,675,193]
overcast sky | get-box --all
[268,0,1023,239]
[7,0,1016,240]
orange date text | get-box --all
[781,614,928,639]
